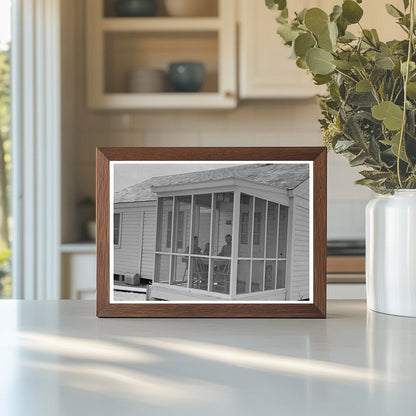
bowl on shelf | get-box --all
[128,68,167,93]
[168,62,205,92]
[114,0,158,17]
[164,0,218,17]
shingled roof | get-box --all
[114,163,309,204]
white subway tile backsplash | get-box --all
[178,111,227,130]
[142,130,200,146]
[132,112,180,130]
[328,199,369,240]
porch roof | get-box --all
[114,163,309,204]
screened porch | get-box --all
[151,182,290,301]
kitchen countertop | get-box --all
[0,300,415,415]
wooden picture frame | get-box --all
[96,147,327,318]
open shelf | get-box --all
[102,17,221,32]
[91,92,235,109]
[104,31,218,94]
[103,0,219,18]
[87,0,236,109]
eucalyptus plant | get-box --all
[266,0,416,193]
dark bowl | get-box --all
[168,62,205,93]
[114,0,158,17]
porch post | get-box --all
[286,189,295,301]
[230,189,240,298]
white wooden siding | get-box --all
[114,202,157,279]
[294,178,310,200]
[114,206,141,275]
[289,197,310,300]
[140,208,156,279]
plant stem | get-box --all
[397,0,415,188]
[334,68,358,84]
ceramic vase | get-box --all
[366,190,416,317]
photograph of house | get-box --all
[112,162,311,302]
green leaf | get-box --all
[294,33,316,58]
[371,29,380,42]
[372,101,404,131]
[277,23,298,43]
[339,31,356,43]
[385,4,404,18]
[350,152,368,167]
[328,21,338,44]
[318,27,334,52]
[350,54,368,70]
[313,74,332,85]
[360,170,391,181]
[296,8,307,23]
[306,48,335,75]
[355,178,377,186]
[296,57,308,69]
[363,29,376,46]
[375,55,395,70]
[330,5,342,22]
[381,132,408,162]
[407,82,416,99]
[342,0,364,24]
[334,139,355,151]
[266,0,287,11]
[344,114,367,147]
[304,8,329,35]
[401,61,416,76]
[336,15,348,36]
[369,136,382,163]
[332,59,352,70]
[356,79,372,92]
[403,0,410,10]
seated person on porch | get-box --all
[203,242,210,256]
[218,234,232,257]
[185,236,202,255]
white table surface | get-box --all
[0,300,415,416]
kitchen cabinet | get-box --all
[238,0,404,99]
[61,244,96,300]
[239,0,325,99]
[86,0,237,109]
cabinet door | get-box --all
[62,253,96,300]
[358,0,404,41]
[239,0,326,99]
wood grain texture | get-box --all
[96,147,327,318]
[327,256,365,274]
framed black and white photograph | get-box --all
[96,147,327,317]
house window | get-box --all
[253,213,261,245]
[166,211,172,248]
[240,212,249,245]
[176,211,185,249]
[173,196,191,253]
[114,213,121,246]
[156,197,173,253]
[237,194,288,294]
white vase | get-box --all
[366,190,416,317]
